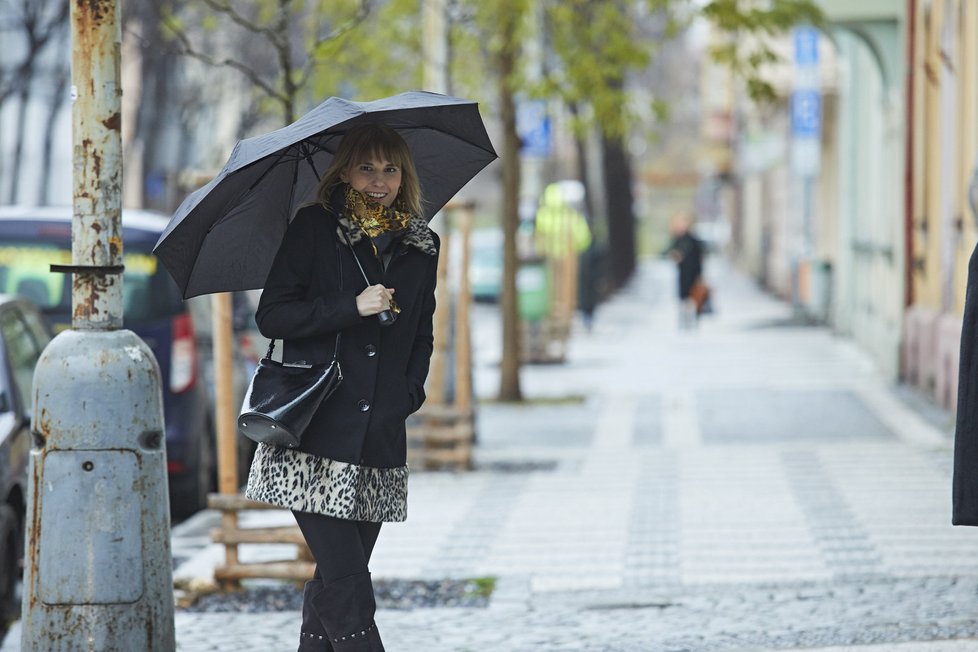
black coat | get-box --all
[953,245,978,525]
[255,202,439,470]
[667,232,704,299]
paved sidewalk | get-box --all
[5,258,978,651]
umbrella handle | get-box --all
[377,309,396,327]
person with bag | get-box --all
[665,210,708,329]
[244,123,439,651]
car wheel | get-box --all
[0,504,20,628]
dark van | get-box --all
[0,206,224,516]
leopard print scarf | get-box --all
[344,184,412,240]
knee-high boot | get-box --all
[298,580,334,652]
[312,572,385,652]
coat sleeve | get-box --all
[255,208,362,340]
[954,243,978,525]
[405,232,440,413]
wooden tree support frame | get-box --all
[407,405,475,470]
[207,493,313,585]
[520,317,571,364]
[405,201,477,471]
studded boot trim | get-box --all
[331,621,376,644]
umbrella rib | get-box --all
[245,146,297,192]
[301,141,323,181]
[208,145,306,236]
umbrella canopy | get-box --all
[154,91,497,298]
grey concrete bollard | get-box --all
[21,329,174,651]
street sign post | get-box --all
[517,100,552,158]
[790,25,823,318]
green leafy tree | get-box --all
[701,0,825,103]
[543,0,675,290]
[158,0,374,125]
[449,0,822,402]
[451,0,531,402]
[128,0,422,209]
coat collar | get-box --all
[324,188,437,257]
[335,213,436,256]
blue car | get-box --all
[0,206,236,517]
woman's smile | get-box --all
[341,155,403,207]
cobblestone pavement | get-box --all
[5,259,978,652]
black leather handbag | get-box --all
[237,243,345,448]
[236,336,342,448]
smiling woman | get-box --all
[245,122,441,652]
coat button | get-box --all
[365,344,377,357]
[357,399,370,412]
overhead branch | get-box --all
[0,0,68,105]
[198,0,279,42]
[160,11,286,106]
[296,0,371,90]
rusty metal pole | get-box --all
[20,0,174,649]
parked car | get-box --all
[469,228,504,302]
[0,206,254,517]
[0,296,51,630]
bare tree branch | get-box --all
[198,0,279,42]
[159,11,287,106]
[297,0,371,90]
[0,0,68,104]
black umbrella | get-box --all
[153,91,497,298]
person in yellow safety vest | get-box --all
[533,182,592,258]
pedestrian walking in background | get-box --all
[665,210,708,329]
[245,123,439,651]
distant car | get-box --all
[469,228,503,302]
[0,296,51,629]
[0,206,254,517]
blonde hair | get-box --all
[314,123,423,216]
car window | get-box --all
[0,241,184,326]
[0,308,43,414]
[18,306,51,350]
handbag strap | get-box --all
[265,241,343,362]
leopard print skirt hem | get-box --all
[244,443,408,522]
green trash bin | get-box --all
[517,261,549,322]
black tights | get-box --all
[292,511,382,583]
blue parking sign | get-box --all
[791,89,821,138]
[517,100,552,157]
[794,26,819,67]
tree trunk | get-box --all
[9,85,31,203]
[137,51,177,210]
[496,19,522,403]
[39,72,68,204]
[568,103,597,225]
[601,133,636,290]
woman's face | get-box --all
[341,153,403,208]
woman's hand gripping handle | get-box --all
[356,284,397,326]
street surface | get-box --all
[4,257,977,651]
